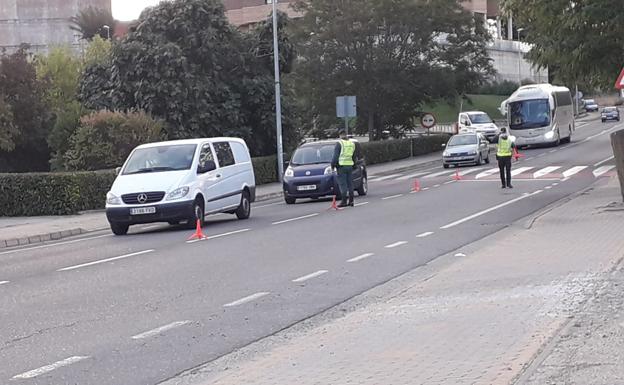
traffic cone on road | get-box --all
[412,179,421,192]
[328,195,342,211]
[513,147,524,161]
[187,219,207,241]
[453,170,462,181]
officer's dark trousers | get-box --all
[337,166,354,203]
[497,155,512,187]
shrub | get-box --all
[360,139,412,165]
[253,155,278,185]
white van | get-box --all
[457,111,500,142]
[105,138,256,235]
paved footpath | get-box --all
[164,177,624,385]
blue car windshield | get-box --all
[291,145,336,165]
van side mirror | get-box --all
[441,143,446,148]
[464,121,471,126]
[115,167,121,176]
[197,160,216,174]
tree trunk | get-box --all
[368,109,375,141]
[611,130,624,202]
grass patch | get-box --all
[423,94,508,123]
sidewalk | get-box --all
[0,153,441,249]
[164,177,624,385]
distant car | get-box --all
[442,133,491,168]
[601,107,620,122]
[457,111,500,143]
[283,140,367,204]
[584,99,599,112]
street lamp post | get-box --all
[516,28,524,84]
[272,0,285,183]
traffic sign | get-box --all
[336,96,357,118]
[615,67,624,90]
[420,113,436,129]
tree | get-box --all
[502,0,624,89]
[0,46,53,172]
[79,36,114,111]
[109,0,300,156]
[70,6,116,41]
[0,95,18,152]
[292,0,494,140]
[63,110,164,171]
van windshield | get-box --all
[123,144,197,175]
[291,144,337,165]
[509,99,551,130]
[467,113,493,124]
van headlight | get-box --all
[545,131,555,139]
[166,186,190,200]
[106,192,121,205]
[443,151,450,157]
[284,167,294,178]
[324,166,335,175]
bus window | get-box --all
[509,99,551,130]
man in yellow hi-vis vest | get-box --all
[497,127,516,189]
[332,130,357,207]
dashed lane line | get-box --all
[131,321,192,340]
[347,253,374,263]
[381,194,403,200]
[416,232,434,238]
[354,202,369,207]
[186,229,251,244]
[594,155,615,167]
[0,281,9,285]
[223,292,270,307]
[56,249,154,272]
[385,241,408,249]
[292,270,328,283]
[12,356,90,380]
[272,213,319,225]
[0,234,112,256]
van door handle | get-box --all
[216,174,222,178]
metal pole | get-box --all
[575,84,579,116]
[344,97,349,136]
[272,0,285,183]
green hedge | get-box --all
[0,135,448,217]
[0,170,116,216]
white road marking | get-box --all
[526,157,535,160]
[433,184,441,188]
[424,170,455,179]
[458,168,485,176]
[455,253,466,257]
[223,292,270,307]
[461,178,561,182]
[348,253,374,263]
[354,202,369,207]
[549,149,557,153]
[292,270,328,283]
[141,224,161,230]
[416,232,434,238]
[533,166,561,179]
[12,356,90,380]
[562,166,588,178]
[594,155,615,167]
[0,281,9,285]
[534,189,544,194]
[272,213,318,225]
[132,321,192,340]
[511,167,534,177]
[382,194,403,200]
[545,186,552,189]
[553,182,559,186]
[255,202,284,209]
[440,191,541,229]
[57,249,154,272]
[537,153,546,157]
[385,241,407,249]
[475,168,499,179]
[186,228,251,244]
[593,165,615,178]
[371,174,402,182]
[396,171,432,181]
[443,181,455,185]
[422,187,430,191]
[0,234,112,256]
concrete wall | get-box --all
[0,0,111,53]
[487,39,548,83]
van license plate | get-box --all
[297,185,317,191]
[130,207,156,215]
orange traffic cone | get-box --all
[187,219,207,241]
[453,170,462,181]
[412,179,421,192]
[513,147,524,161]
[328,195,342,211]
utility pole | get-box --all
[272,0,285,183]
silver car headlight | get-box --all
[106,192,122,205]
[443,151,450,157]
[166,186,190,201]
[324,166,335,175]
[285,166,294,178]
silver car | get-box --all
[442,133,491,168]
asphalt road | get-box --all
[0,116,620,385]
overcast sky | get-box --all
[112,0,166,21]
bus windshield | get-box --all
[509,99,551,130]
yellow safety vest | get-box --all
[339,140,355,166]
[497,138,512,157]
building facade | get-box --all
[0,0,111,54]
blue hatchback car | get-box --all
[283,140,368,204]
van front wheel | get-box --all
[110,222,129,236]
[236,190,251,220]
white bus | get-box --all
[502,84,574,147]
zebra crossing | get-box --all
[368,165,616,183]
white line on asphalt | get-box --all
[255,202,284,209]
[443,181,454,185]
[272,213,319,225]
[534,189,544,194]
[593,165,615,178]
[57,249,154,272]
[347,253,374,263]
[422,187,430,191]
[371,174,402,182]
[385,241,407,249]
[553,182,559,186]
[416,232,434,238]
[12,356,90,380]
[475,168,499,179]
[562,166,588,178]
[526,157,535,160]
[440,191,540,229]
[549,149,557,153]
[0,281,9,285]
[396,171,432,181]
[594,155,615,167]
[186,228,251,244]
[545,186,552,189]
[292,270,328,283]
[511,167,534,177]
[381,194,403,200]
[141,224,161,230]
[433,184,441,188]
[458,168,486,176]
[460,178,561,182]
[354,202,369,207]
[537,153,546,157]
[223,292,270,307]
[0,234,112,256]
[424,170,455,179]
[533,166,561,179]
[131,321,192,340]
